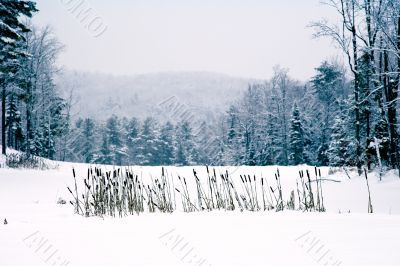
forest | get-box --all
[1,0,399,175]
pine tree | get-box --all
[158,121,174,165]
[224,105,243,165]
[124,117,140,164]
[289,103,304,165]
[6,94,23,150]
[97,131,112,165]
[105,115,126,165]
[81,118,96,163]
[136,117,159,165]
[0,0,37,155]
[328,113,352,167]
[311,61,345,166]
[175,121,197,166]
[317,132,330,166]
[261,113,279,165]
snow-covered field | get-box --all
[1,161,400,266]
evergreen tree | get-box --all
[328,115,348,166]
[6,94,23,150]
[158,121,174,165]
[124,117,140,164]
[175,121,197,165]
[81,118,96,163]
[97,131,112,165]
[0,0,37,154]
[105,115,126,165]
[136,117,159,165]
[289,103,304,165]
[224,105,243,165]
[261,113,279,165]
[317,133,330,166]
[302,115,317,165]
[311,61,345,166]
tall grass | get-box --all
[68,166,328,217]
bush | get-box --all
[6,153,51,170]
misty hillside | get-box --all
[57,71,252,121]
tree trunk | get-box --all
[26,81,32,155]
[351,4,362,175]
[1,81,6,155]
[384,49,399,171]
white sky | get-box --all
[32,0,341,80]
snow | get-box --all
[1,162,400,265]
[0,154,5,167]
[0,36,16,44]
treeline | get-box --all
[1,0,399,173]
[63,57,398,170]
[1,1,68,159]
[213,64,356,167]
[59,62,354,167]
[63,116,207,166]
[311,0,400,174]
[65,116,201,165]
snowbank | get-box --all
[0,163,399,265]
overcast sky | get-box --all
[32,0,341,80]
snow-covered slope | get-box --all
[1,162,400,266]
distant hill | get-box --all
[57,71,253,122]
